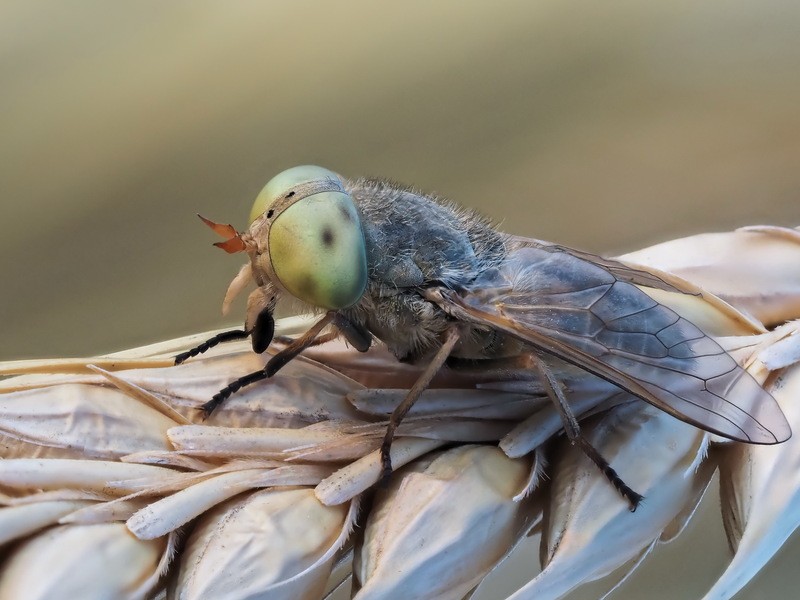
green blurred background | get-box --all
[1,1,798,598]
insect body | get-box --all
[180,165,791,508]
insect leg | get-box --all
[273,330,340,347]
[332,313,372,352]
[174,329,249,365]
[249,307,276,354]
[201,311,335,417]
[530,355,644,511]
[261,311,336,377]
[174,307,276,365]
[272,314,371,351]
[380,327,461,482]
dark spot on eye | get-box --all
[286,191,295,198]
[296,274,317,299]
[266,209,274,218]
[321,227,335,247]
[338,204,355,222]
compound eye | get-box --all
[249,165,342,224]
[261,167,367,309]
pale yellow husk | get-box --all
[354,445,537,600]
[174,487,356,600]
[704,323,800,600]
[0,523,167,600]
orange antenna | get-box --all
[197,214,246,254]
[213,237,246,253]
[198,214,239,238]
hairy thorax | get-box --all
[339,178,511,362]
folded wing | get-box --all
[435,243,790,444]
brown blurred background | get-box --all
[1,1,798,598]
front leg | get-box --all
[174,286,277,364]
[173,305,276,365]
[174,328,250,365]
[333,313,372,352]
[273,313,372,353]
[201,311,335,416]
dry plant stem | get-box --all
[531,355,644,510]
[201,311,335,415]
[380,327,461,481]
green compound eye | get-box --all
[250,165,339,224]
[256,166,368,309]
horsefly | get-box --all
[180,165,791,509]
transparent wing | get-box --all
[433,244,790,444]
[509,235,687,293]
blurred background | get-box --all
[1,0,798,597]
